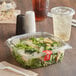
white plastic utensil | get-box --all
[0,63,29,76]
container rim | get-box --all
[6,32,72,51]
[51,6,75,16]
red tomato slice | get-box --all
[43,50,52,61]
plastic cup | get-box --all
[51,6,75,41]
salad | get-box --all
[12,37,64,68]
[0,1,16,21]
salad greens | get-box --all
[12,37,64,68]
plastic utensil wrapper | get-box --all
[6,32,72,68]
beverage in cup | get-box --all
[51,6,75,41]
[32,0,49,21]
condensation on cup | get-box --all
[51,6,75,41]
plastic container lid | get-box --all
[51,6,75,16]
[0,0,16,11]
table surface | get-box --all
[0,0,76,76]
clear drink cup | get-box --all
[51,6,75,41]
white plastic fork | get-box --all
[0,63,29,76]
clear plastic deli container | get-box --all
[0,0,16,10]
[6,32,72,68]
[0,0,20,23]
